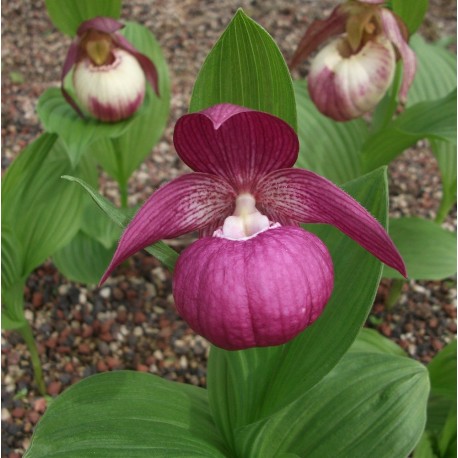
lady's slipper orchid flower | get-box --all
[290,0,416,121]
[61,17,159,122]
[101,103,406,350]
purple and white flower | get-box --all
[290,0,416,121]
[61,17,159,122]
[101,103,406,350]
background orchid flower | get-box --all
[290,0,416,121]
[61,17,159,122]
[101,103,406,350]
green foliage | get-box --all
[382,218,457,280]
[349,327,407,357]
[45,0,122,36]
[61,176,179,271]
[294,81,368,184]
[391,0,429,35]
[24,371,229,457]
[2,135,89,329]
[190,9,297,131]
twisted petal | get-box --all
[289,5,347,69]
[173,226,333,350]
[379,9,416,102]
[100,173,236,284]
[173,104,299,191]
[61,42,85,117]
[257,168,407,276]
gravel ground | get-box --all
[1,0,457,455]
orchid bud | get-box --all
[61,17,159,122]
[290,1,416,121]
[73,48,146,122]
[308,35,396,121]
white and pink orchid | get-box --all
[61,17,159,122]
[101,103,406,350]
[290,0,417,121]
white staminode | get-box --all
[73,48,145,114]
[221,194,271,240]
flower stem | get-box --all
[17,321,46,396]
[434,196,454,224]
[112,137,129,209]
[385,278,405,310]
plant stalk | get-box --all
[385,278,405,310]
[17,321,46,396]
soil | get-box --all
[1,0,457,456]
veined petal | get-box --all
[76,17,123,36]
[289,5,347,69]
[173,104,299,191]
[114,34,160,96]
[100,173,236,284]
[379,9,416,102]
[257,168,407,276]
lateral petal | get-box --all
[257,168,407,276]
[100,173,235,284]
[379,9,416,103]
[173,104,299,191]
[289,5,347,69]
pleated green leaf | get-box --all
[431,139,457,222]
[89,22,171,184]
[362,89,457,172]
[382,218,457,280]
[391,0,429,35]
[208,168,389,445]
[349,327,406,357]
[45,0,121,36]
[2,135,86,276]
[52,232,116,285]
[413,432,438,458]
[235,353,429,458]
[190,9,296,130]
[408,35,456,107]
[25,371,228,458]
[61,176,179,271]
[428,340,457,401]
[294,81,368,183]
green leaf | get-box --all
[294,80,368,184]
[62,176,179,271]
[349,327,406,357]
[428,340,457,401]
[52,232,116,285]
[362,89,457,172]
[408,35,457,107]
[413,432,439,458]
[37,87,137,168]
[2,135,86,276]
[438,406,457,457]
[45,0,121,36]
[190,9,296,130]
[89,22,171,184]
[382,218,457,280]
[208,168,390,445]
[235,353,429,458]
[25,371,228,457]
[431,139,457,222]
[391,0,429,35]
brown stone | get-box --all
[47,381,62,396]
[32,292,43,307]
[33,397,47,413]
[77,343,91,355]
[96,360,108,372]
